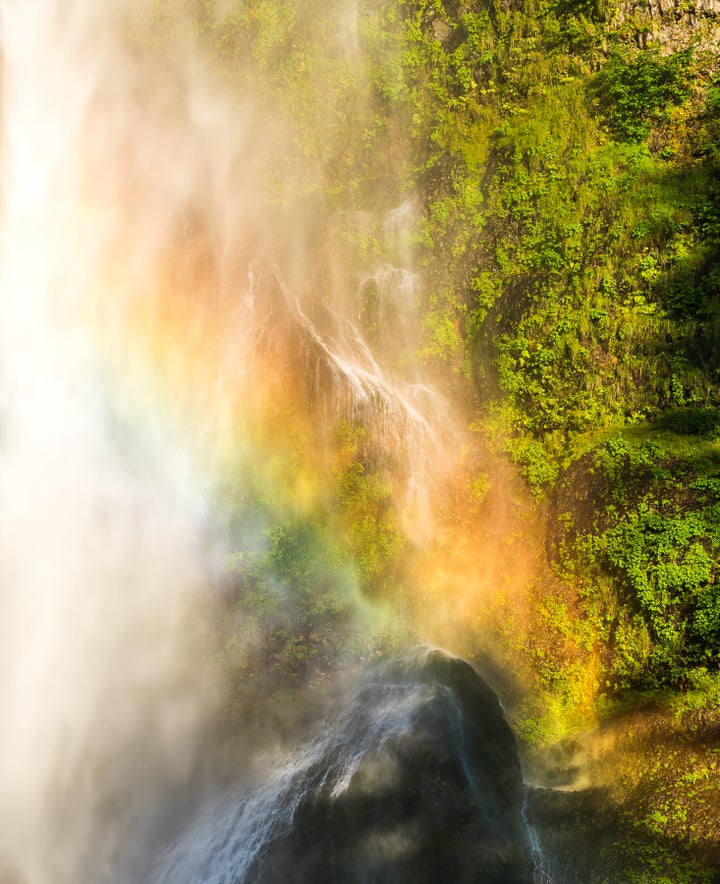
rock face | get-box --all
[616,0,720,50]
[253,649,534,884]
[154,648,536,884]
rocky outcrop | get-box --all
[255,649,535,884]
[615,0,720,50]
[155,648,537,884]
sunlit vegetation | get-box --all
[167,0,719,753]
[355,0,720,698]
[354,1,720,875]
[137,0,720,874]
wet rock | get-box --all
[255,649,534,884]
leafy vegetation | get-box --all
[594,47,694,143]
[553,433,720,691]
[354,0,720,699]
[145,1,720,875]
[356,4,720,873]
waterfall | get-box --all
[0,2,547,882]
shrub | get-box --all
[594,48,693,143]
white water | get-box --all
[154,680,435,883]
[0,4,220,881]
[267,265,456,533]
[522,790,552,884]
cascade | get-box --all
[0,2,549,882]
[154,650,535,884]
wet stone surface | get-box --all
[252,650,535,884]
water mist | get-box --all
[0,2,543,881]
[0,3,232,881]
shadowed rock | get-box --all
[254,648,534,884]
[154,648,536,884]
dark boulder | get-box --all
[255,648,534,884]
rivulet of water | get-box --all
[154,682,434,883]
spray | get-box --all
[0,2,545,880]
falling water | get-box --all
[154,649,535,884]
[154,683,436,883]
[0,2,546,881]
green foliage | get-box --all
[219,515,357,671]
[557,432,720,690]
[594,48,694,144]
[333,423,406,597]
[657,408,720,438]
[368,0,719,467]
[509,436,560,493]
[182,0,720,713]
[215,413,410,676]
[365,0,720,708]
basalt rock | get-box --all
[155,649,537,884]
[254,649,535,884]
